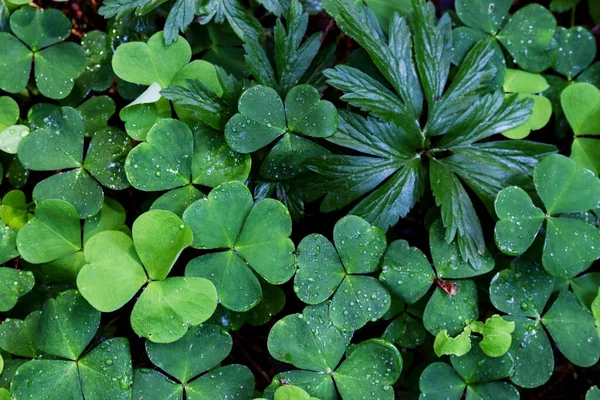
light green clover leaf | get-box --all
[267,303,402,400]
[294,215,390,330]
[502,70,552,139]
[77,210,216,343]
[132,324,255,400]
[185,181,295,312]
[225,84,336,180]
[494,154,600,278]
[0,6,86,99]
[112,31,224,139]
[10,290,134,400]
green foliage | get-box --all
[0,6,86,99]
[0,0,598,398]
[494,154,600,278]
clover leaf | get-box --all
[494,154,600,278]
[0,6,86,99]
[10,290,134,400]
[502,69,552,139]
[76,209,217,343]
[112,31,224,139]
[125,119,250,197]
[295,215,389,330]
[0,267,34,311]
[133,324,255,399]
[18,106,132,218]
[420,341,519,400]
[267,303,402,400]
[224,84,336,180]
[184,181,295,311]
[490,257,600,388]
[561,83,600,174]
[378,219,494,337]
[455,1,557,73]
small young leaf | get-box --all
[470,315,515,357]
[434,329,472,357]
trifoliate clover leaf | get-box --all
[133,324,255,400]
[18,107,132,217]
[0,311,41,358]
[502,70,552,139]
[125,119,250,194]
[0,6,86,99]
[77,210,218,343]
[561,83,600,174]
[380,219,492,333]
[494,154,600,278]
[455,1,557,73]
[185,181,295,312]
[420,342,520,400]
[0,267,34,312]
[225,85,336,180]
[10,290,134,400]
[490,257,600,387]
[267,303,402,400]
[295,215,390,330]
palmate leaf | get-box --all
[243,0,321,96]
[430,161,485,269]
[330,0,422,117]
[304,111,423,231]
[199,0,262,42]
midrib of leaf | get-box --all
[35,218,81,253]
